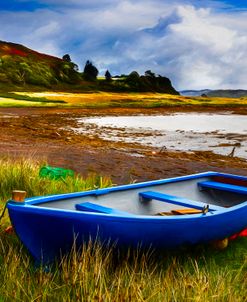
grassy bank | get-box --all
[0,91,247,109]
[0,92,66,107]
[0,157,112,203]
[0,158,246,301]
[0,157,112,227]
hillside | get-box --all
[0,40,80,88]
[180,89,247,98]
[0,40,179,94]
[180,90,211,96]
[207,90,247,98]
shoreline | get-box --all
[1,107,247,184]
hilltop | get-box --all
[0,40,179,94]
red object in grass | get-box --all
[229,228,247,240]
[4,226,14,234]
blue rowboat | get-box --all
[7,171,247,263]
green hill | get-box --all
[0,40,80,88]
[0,40,179,94]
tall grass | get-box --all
[0,156,112,230]
[0,157,112,202]
[0,157,246,301]
[0,236,246,301]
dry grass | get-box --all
[0,236,246,301]
[0,157,246,301]
[14,91,247,109]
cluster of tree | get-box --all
[68,58,177,94]
[0,52,81,87]
[123,70,178,93]
[0,56,57,87]
[62,56,163,84]
[0,42,178,94]
[78,58,111,82]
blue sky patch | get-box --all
[0,0,246,89]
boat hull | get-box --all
[8,200,247,263]
[7,171,247,263]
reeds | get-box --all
[0,157,246,301]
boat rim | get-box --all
[7,171,247,220]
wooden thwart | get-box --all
[156,208,204,216]
[172,208,203,215]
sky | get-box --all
[0,0,246,90]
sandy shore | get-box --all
[1,107,247,184]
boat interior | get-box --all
[35,174,247,216]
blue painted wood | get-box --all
[75,202,134,216]
[25,171,218,205]
[7,171,247,264]
[198,181,247,195]
[93,189,111,196]
[24,171,247,205]
[139,191,223,211]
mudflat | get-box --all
[1,107,247,184]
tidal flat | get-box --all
[77,113,247,159]
[1,106,247,184]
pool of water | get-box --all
[75,113,247,158]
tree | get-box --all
[127,71,140,80]
[62,54,71,62]
[105,70,112,81]
[125,71,141,90]
[83,60,98,81]
[145,70,156,78]
[72,62,79,71]
[16,62,31,84]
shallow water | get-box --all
[76,113,247,159]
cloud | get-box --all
[0,0,246,89]
[176,7,247,89]
[152,5,247,89]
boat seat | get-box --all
[139,191,223,211]
[75,202,134,216]
[156,208,207,216]
[198,181,247,195]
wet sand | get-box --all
[1,107,247,184]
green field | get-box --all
[0,91,247,108]
[0,158,246,301]
[0,92,66,107]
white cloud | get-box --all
[0,0,246,89]
[166,6,247,89]
[171,6,236,53]
[108,4,247,89]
